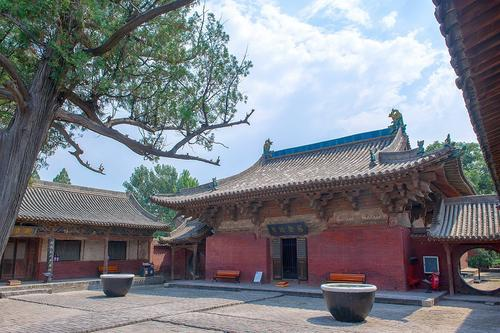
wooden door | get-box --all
[271,238,282,280]
[297,237,308,281]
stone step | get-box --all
[0,288,52,299]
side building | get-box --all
[0,181,168,281]
[153,112,499,294]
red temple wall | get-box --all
[36,259,145,280]
[205,232,270,283]
[151,245,196,279]
[308,225,409,290]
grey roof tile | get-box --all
[429,195,500,240]
[18,181,168,230]
[158,216,211,244]
[152,128,469,207]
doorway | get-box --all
[0,238,38,281]
[282,238,298,279]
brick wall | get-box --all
[409,239,448,290]
[36,259,145,280]
[151,244,192,279]
[308,225,409,290]
[205,232,270,283]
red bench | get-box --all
[213,270,241,283]
[327,273,366,284]
[98,264,120,274]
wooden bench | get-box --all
[327,273,366,284]
[213,270,241,283]
[98,264,120,274]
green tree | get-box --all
[426,141,495,194]
[53,168,71,184]
[468,249,497,281]
[123,164,198,224]
[0,1,253,256]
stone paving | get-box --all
[1,286,499,333]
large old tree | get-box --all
[0,1,253,256]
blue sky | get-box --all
[40,0,476,191]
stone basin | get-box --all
[100,274,134,297]
[321,283,377,322]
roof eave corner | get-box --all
[127,193,161,222]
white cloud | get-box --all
[301,0,371,27]
[211,1,437,136]
[381,11,397,29]
[42,0,476,190]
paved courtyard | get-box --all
[1,286,499,333]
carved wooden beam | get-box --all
[201,206,221,229]
[372,175,433,214]
[224,204,238,221]
[306,192,334,220]
[343,189,361,210]
[277,197,295,217]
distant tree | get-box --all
[426,141,495,194]
[468,249,496,281]
[177,169,199,189]
[53,168,71,184]
[123,165,198,224]
[31,170,40,181]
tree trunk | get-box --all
[0,60,59,258]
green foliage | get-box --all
[426,141,495,194]
[123,164,198,224]
[468,249,497,269]
[53,168,71,184]
[0,1,252,167]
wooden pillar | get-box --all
[444,243,454,295]
[148,239,152,263]
[103,234,109,274]
[192,243,198,280]
[170,246,175,280]
[46,237,55,282]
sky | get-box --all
[40,0,477,191]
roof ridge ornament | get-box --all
[444,133,452,146]
[263,138,273,159]
[211,177,218,191]
[417,140,425,155]
[388,109,407,134]
[369,148,377,167]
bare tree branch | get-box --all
[0,54,29,106]
[169,109,254,154]
[64,90,101,122]
[84,0,195,56]
[0,88,14,101]
[105,117,180,132]
[52,122,105,174]
[55,109,221,165]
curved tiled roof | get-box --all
[18,181,168,230]
[158,215,211,245]
[429,195,500,241]
[152,126,473,208]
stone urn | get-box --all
[321,283,377,322]
[100,274,134,297]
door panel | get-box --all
[271,238,282,280]
[0,242,15,279]
[297,238,308,281]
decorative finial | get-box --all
[388,109,406,134]
[211,177,218,191]
[444,134,451,146]
[263,138,273,158]
[369,149,377,167]
[417,140,425,155]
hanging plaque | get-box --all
[267,222,308,236]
